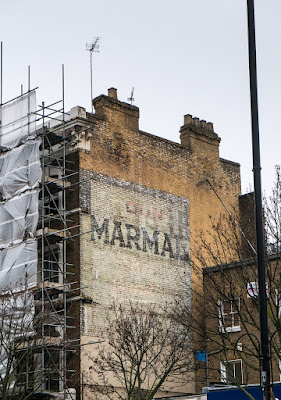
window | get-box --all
[279,356,281,382]
[276,289,281,319]
[247,281,269,298]
[45,167,63,216]
[44,348,60,391]
[43,244,62,283]
[16,349,35,390]
[218,298,240,333]
[221,359,243,385]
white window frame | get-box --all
[221,359,243,385]
[247,281,269,298]
[218,298,241,333]
[276,289,281,319]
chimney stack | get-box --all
[108,88,118,99]
[180,114,220,158]
[93,88,139,131]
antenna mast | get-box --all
[86,37,100,113]
[128,87,135,105]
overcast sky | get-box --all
[1,0,280,196]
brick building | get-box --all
[54,87,243,398]
[202,254,281,394]
[201,195,281,399]
[0,87,244,399]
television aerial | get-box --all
[86,37,101,113]
[128,87,135,105]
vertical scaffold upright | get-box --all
[34,66,79,399]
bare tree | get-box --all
[185,167,281,399]
[0,288,45,400]
[85,301,194,400]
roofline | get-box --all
[203,252,281,275]
[220,157,240,167]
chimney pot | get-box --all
[200,120,207,129]
[108,87,118,99]
[206,122,214,131]
[193,117,200,127]
[184,114,193,126]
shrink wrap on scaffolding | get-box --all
[0,140,41,200]
[0,91,36,150]
[0,291,34,335]
[0,90,40,293]
[0,240,37,291]
[0,190,39,249]
[0,91,38,381]
[0,289,34,378]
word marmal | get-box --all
[91,214,189,262]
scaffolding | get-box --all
[0,66,80,399]
[36,74,78,398]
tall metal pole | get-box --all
[246,1,270,399]
[28,65,30,92]
[1,41,3,105]
[90,50,93,113]
[62,63,67,398]
[86,37,100,113]
[28,66,30,135]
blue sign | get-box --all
[207,384,281,400]
[196,351,206,362]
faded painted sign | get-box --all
[80,171,190,311]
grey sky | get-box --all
[1,0,280,196]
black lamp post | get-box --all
[246,0,271,399]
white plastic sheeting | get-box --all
[0,140,41,200]
[0,90,40,292]
[0,92,39,383]
[0,240,37,291]
[0,91,36,151]
[0,190,39,249]
[0,291,34,335]
[0,290,34,380]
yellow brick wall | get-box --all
[80,94,241,259]
[79,172,190,334]
[71,91,242,398]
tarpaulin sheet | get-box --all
[0,190,39,249]
[0,292,34,335]
[0,240,37,291]
[0,140,41,200]
[0,91,36,150]
[0,92,38,381]
[0,291,34,379]
[207,384,281,399]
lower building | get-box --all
[203,247,281,396]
